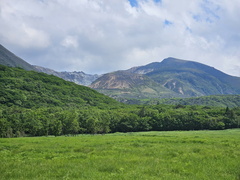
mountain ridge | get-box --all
[34,65,100,86]
[91,57,240,99]
[0,44,36,71]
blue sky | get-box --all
[128,0,161,7]
[0,0,240,76]
[128,0,138,7]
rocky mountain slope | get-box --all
[90,70,181,99]
[34,66,100,86]
[91,57,240,99]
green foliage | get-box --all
[0,65,121,109]
[2,103,239,137]
[129,94,240,107]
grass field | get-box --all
[0,129,239,180]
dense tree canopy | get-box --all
[1,105,240,137]
[0,65,121,109]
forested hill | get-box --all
[0,65,121,109]
[123,95,240,108]
[158,95,240,108]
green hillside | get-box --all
[0,65,120,109]
[130,95,240,107]
[158,95,240,108]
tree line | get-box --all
[1,105,239,138]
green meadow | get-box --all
[0,129,239,180]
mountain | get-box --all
[0,44,99,86]
[0,44,36,71]
[91,57,240,100]
[144,57,240,96]
[34,65,100,86]
[90,70,182,100]
[0,64,120,109]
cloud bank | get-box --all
[0,0,240,75]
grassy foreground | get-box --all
[0,130,239,180]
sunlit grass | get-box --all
[0,129,240,179]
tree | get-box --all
[118,113,139,132]
[137,117,151,131]
[50,119,63,136]
[69,118,80,135]
[86,116,97,134]
[0,118,10,137]
[98,111,110,134]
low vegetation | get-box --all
[0,130,239,179]
[123,95,240,108]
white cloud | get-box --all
[61,36,79,48]
[0,0,239,76]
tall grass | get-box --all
[0,129,239,179]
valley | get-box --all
[1,44,240,138]
[1,1,240,179]
[0,44,240,179]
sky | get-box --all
[0,0,240,76]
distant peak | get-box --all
[162,57,187,63]
[163,57,177,60]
